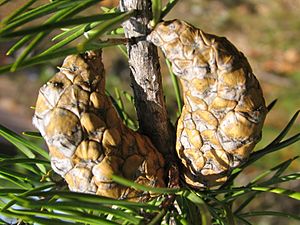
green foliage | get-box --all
[0,0,133,73]
[1,112,300,224]
[166,59,183,116]
[0,0,299,224]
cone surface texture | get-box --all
[33,51,165,200]
[148,20,267,187]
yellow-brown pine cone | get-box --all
[147,20,267,188]
[33,51,165,201]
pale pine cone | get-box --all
[33,51,165,201]
[147,20,267,188]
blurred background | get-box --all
[0,0,299,224]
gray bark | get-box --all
[120,0,174,155]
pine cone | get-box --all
[148,20,267,188]
[33,51,165,201]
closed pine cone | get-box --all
[148,20,267,188]
[33,51,165,201]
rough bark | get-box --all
[120,0,174,156]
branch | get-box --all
[119,0,174,155]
